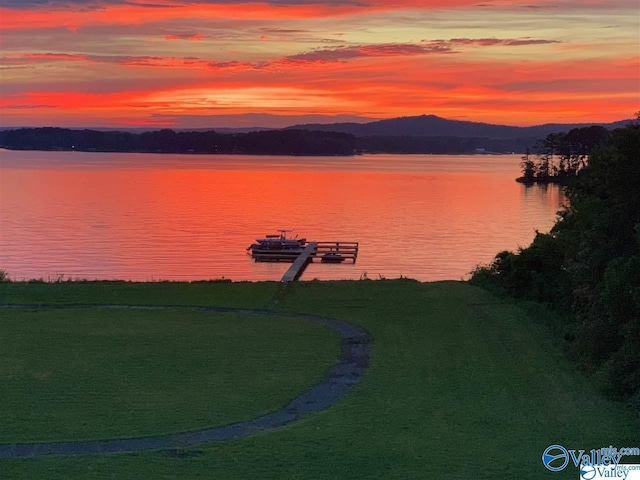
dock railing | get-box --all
[312,241,358,263]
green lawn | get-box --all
[0,308,339,443]
[0,280,279,309]
[0,280,637,479]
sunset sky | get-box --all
[0,0,638,128]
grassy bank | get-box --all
[0,280,279,310]
[0,280,637,479]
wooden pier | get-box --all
[278,241,359,282]
[281,242,318,283]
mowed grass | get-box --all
[0,280,637,479]
[0,308,339,442]
[0,280,279,309]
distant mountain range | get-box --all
[285,114,631,140]
[0,114,630,138]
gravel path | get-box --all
[0,305,370,459]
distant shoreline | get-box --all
[0,146,515,156]
[0,127,530,155]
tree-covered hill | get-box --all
[288,114,629,139]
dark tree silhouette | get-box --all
[517,125,613,184]
[474,119,640,403]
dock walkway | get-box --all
[281,242,318,282]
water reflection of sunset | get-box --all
[0,152,564,281]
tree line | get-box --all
[472,119,640,406]
[0,128,356,156]
[0,126,562,156]
[517,125,611,184]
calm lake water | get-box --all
[0,150,564,282]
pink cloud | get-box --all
[284,43,454,63]
[444,37,561,47]
[162,33,209,41]
[282,37,561,64]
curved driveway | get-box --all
[0,305,370,459]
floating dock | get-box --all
[271,241,358,282]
